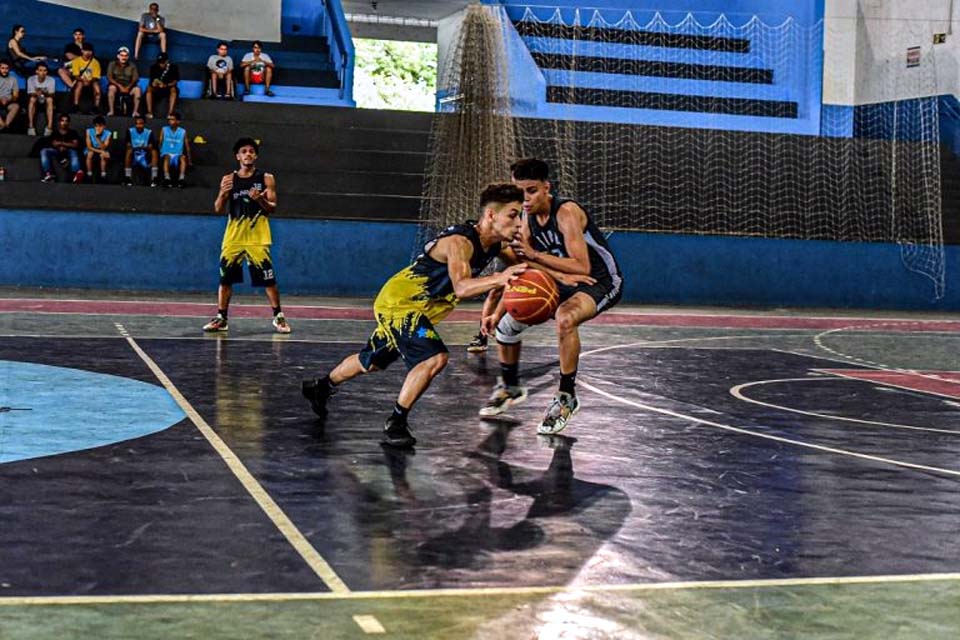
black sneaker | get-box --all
[121,176,133,186]
[301,376,336,418]
[381,414,416,448]
[466,331,488,353]
[150,177,159,187]
[163,178,173,188]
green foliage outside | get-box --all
[353,39,437,112]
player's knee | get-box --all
[495,313,527,345]
[555,310,579,336]
[430,352,449,373]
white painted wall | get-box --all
[39,0,282,42]
[824,0,960,105]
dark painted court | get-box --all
[1,295,959,637]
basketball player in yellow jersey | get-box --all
[203,137,292,334]
[301,184,531,448]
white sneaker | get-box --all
[479,379,528,416]
[272,313,292,334]
[27,127,36,136]
[537,392,580,435]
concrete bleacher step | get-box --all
[0,182,421,221]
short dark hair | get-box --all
[36,61,48,70]
[479,183,523,209]
[510,158,550,182]
[81,42,94,52]
[11,25,24,37]
[0,59,10,68]
[134,114,145,122]
[233,137,259,154]
[92,115,106,126]
[217,41,228,49]
[73,28,85,35]
[252,40,262,48]
[168,110,181,120]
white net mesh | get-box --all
[422,6,945,298]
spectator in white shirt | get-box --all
[241,41,275,97]
[206,41,234,100]
[27,61,55,135]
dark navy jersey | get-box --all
[410,221,502,300]
[528,197,622,284]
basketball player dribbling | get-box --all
[300,184,529,448]
[479,158,624,436]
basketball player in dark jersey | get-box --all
[480,158,624,435]
[301,184,531,448]
[203,137,291,334]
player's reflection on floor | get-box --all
[379,424,631,573]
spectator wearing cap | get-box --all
[69,41,102,113]
[145,51,179,119]
[106,46,140,116]
[135,3,167,61]
[241,41,275,97]
[206,41,234,100]
[58,28,86,89]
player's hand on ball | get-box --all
[501,263,528,284]
[557,273,596,287]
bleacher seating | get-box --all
[0,101,430,222]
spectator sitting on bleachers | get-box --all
[27,61,55,136]
[69,42,102,114]
[206,41,234,100]
[241,41,275,97]
[145,52,178,119]
[58,28,86,89]
[123,114,159,186]
[106,46,140,116]
[158,110,191,187]
[134,2,167,60]
[40,114,83,183]
[7,25,47,78]
[0,60,20,132]
[84,114,112,182]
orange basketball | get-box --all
[503,270,560,325]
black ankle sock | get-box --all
[501,362,520,387]
[559,370,577,395]
[392,403,410,421]
[272,306,282,316]
[218,309,228,319]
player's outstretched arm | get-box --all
[440,235,526,300]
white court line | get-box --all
[3,571,960,606]
[353,614,387,633]
[730,378,960,435]
[578,377,960,478]
[115,323,350,594]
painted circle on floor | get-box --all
[0,360,186,464]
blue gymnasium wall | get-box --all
[491,0,825,135]
[0,210,956,310]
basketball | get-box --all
[503,270,559,325]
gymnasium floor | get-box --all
[1,290,959,638]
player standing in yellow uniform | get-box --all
[301,184,531,447]
[203,137,291,334]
